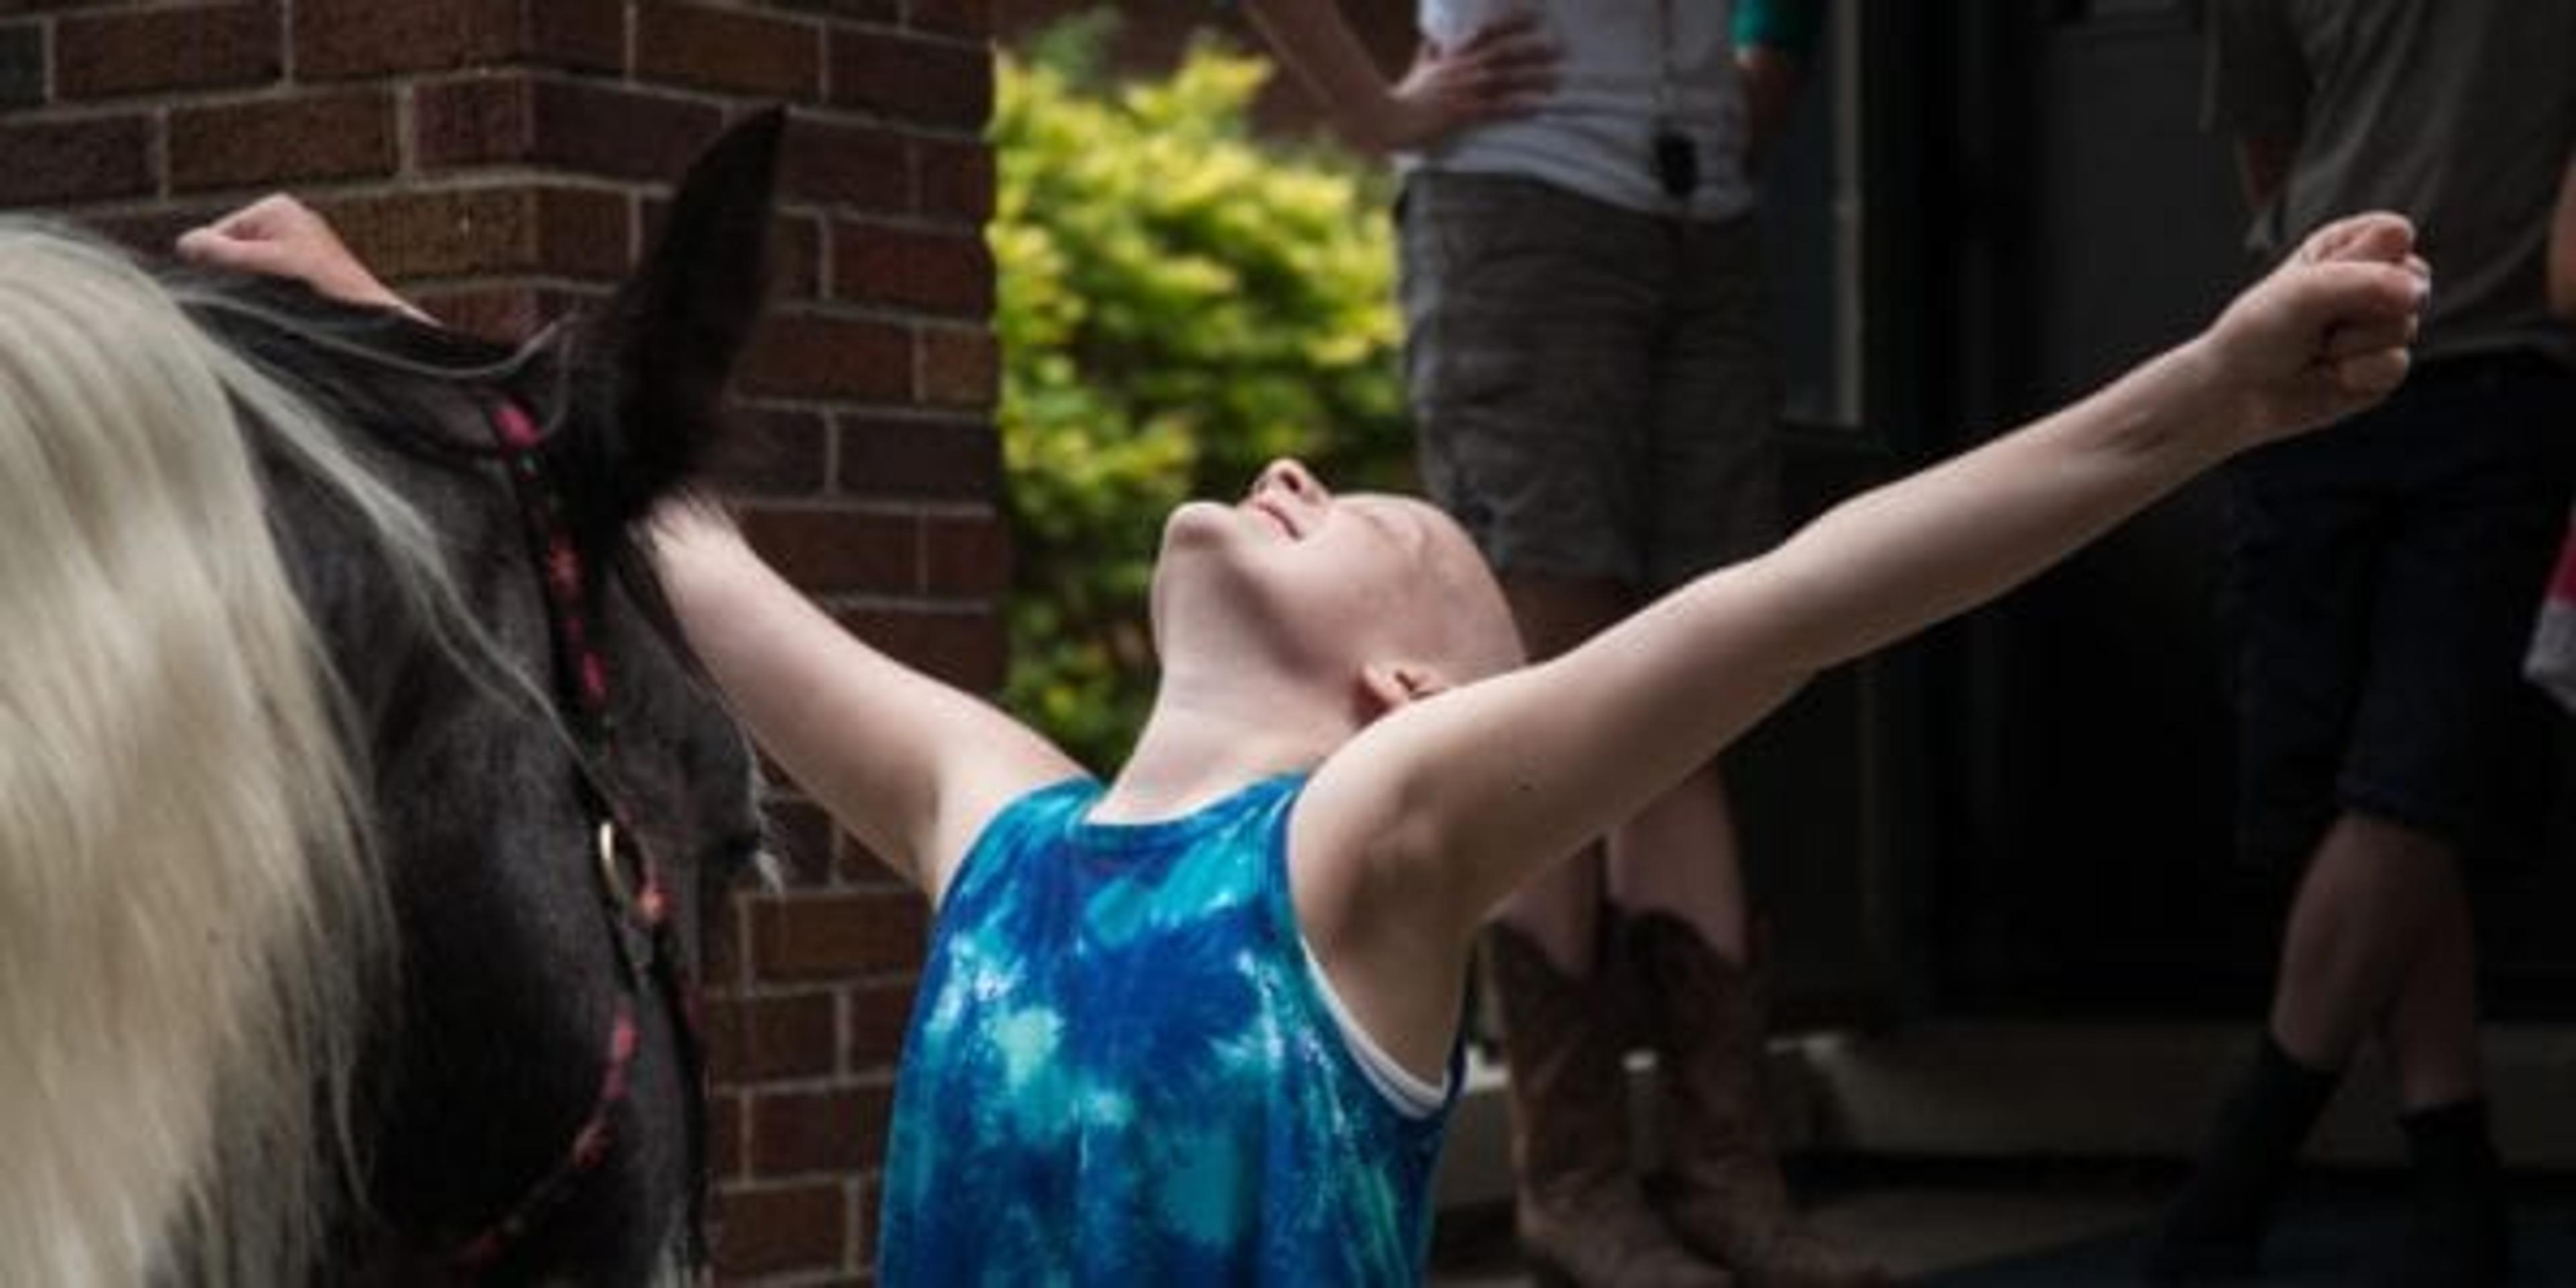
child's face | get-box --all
[1150,460,1515,689]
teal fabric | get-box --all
[877,774,1460,1285]
[1733,0,1823,59]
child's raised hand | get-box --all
[176,195,428,321]
[2201,211,2431,446]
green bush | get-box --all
[992,21,1411,769]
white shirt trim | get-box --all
[1302,941,1449,1119]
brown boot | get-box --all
[1625,912,1888,1288]
[1486,924,1735,1287]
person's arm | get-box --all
[1734,0,1820,164]
[2235,134,2296,214]
[654,508,1084,902]
[174,195,433,322]
[177,194,1078,900]
[1240,0,1556,153]
[1738,45,1802,166]
[1302,212,2427,953]
[2202,0,2305,218]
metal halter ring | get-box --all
[596,820,635,910]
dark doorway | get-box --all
[1902,1,2576,1020]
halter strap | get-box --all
[453,400,711,1273]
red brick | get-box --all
[88,201,237,258]
[0,23,38,109]
[169,89,394,193]
[535,185,633,278]
[738,313,913,402]
[855,1174,883,1274]
[748,1088,872,1177]
[708,890,752,989]
[835,837,912,890]
[637,3,821,101]
[837,415,997,501]
[923,511,1008,596]
[56,3,278,99]
[311,189,530,279]
[849,1083,894,1165]
[407,283,599,344]
[775,219,825,303]
[834,605,1006,692]
[917,325,997,407]
[906,0,991,40]
[710,405,831,499]
[527,0,627,74]
[0,115,150,206]
[641,201,818,301]
[782,116,909,214]
[741,506,918,594]
[410,74,528,168]
[846,977,916,1070]
[747,890,928,980]
[830,221,992,317]
[707,990,841,1082]
[916,138,994,223]
[757,794,841,881]
[710,1180,851,1277]
[829,30,990,131]
[293,0,621,80]
[710,1091,747,1181]
[775,0,896,20]
[775,215,824,302]
[312,186,621,282]
[415,74,725,183]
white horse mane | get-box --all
[0,219,463,1285]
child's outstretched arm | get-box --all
[655,508,1083,900]
[1306,213,2428,947]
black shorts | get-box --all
[2223,350,2576,870]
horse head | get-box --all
[0,109,786,1284]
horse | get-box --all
[0,111,787,1284]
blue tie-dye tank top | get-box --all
[877,773,1459,1285]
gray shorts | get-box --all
[1398,170,1782,592]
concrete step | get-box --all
[1428,1020,2576,1281]
[1435,1021,2576,1212]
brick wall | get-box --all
[0,2,998,1281]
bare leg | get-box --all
[1483,571,1738,1285]
[2151,814,2475,1281]
[2269,814,2460,1069]
[2376,849,2506,1285]
[1582,594,1880,1283]
[2377,853,2479,1112]
[1607,757,1752,965]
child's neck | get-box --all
[1093,679,1350,823]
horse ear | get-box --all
[566,107,786,527]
